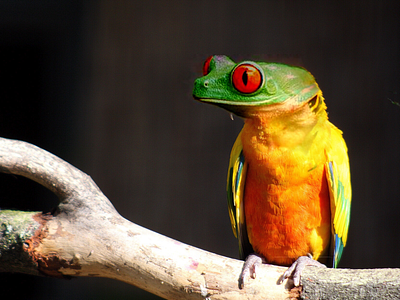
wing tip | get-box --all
[333,233,344,268]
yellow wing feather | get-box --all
[227,130,252,258]
[325,125,351,267]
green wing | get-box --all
[325,133,352,268]
[227,130,253,259]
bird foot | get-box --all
[238,253,266,289]
[280,254,326,286]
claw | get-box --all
[238,253,266,289]
[280,254,326,286]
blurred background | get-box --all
[0,1,399,299]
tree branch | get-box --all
[0,137,399,299]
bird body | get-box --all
[238,107,345,266]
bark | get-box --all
[0,137,398,300]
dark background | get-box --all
[1,1,399,299]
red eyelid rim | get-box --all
[231,62,264,94]
[203,56,213,76]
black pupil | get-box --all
[242,70,248,86]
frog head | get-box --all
[193,55,322,118]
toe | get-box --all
[281,260,297,283]
[238,253,265,289]
[281,255,326,286]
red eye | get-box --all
[203,56,213,75]
[232,63,263,94]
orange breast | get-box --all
[242,120,331,266]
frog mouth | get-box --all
[193,94,284,106]
[193,95,264,118]
[194,92,322,119]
